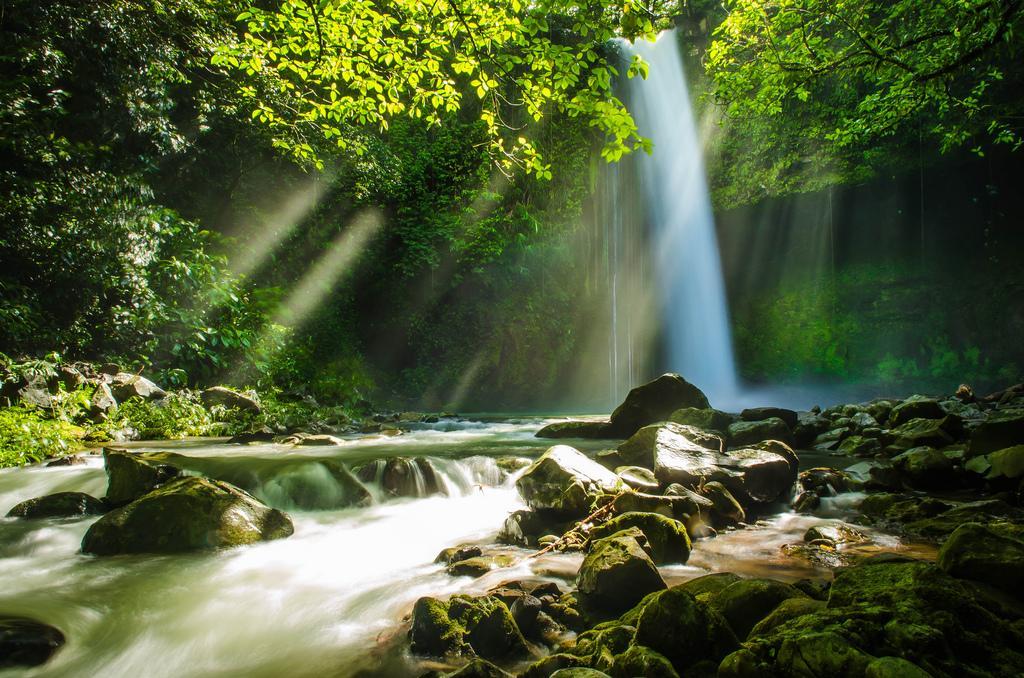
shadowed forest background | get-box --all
[2,0,1023,413]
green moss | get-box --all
[588,512,692,565]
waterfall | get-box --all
[619,31,740,407]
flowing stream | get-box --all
[0,420,930,677]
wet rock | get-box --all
[494,456,532,474]
[227,429,276,444]
[611,489,699,522]
[988,445,1024,481]
[607,373,710,438]
[891,446,958,489]
[102,448,180,507]
[617,423,794,505]
[811,427,851,452]
[904,499,1022,539]
[0,617,65,669]
[803,524,867,545]
[727,417,792,447]
[537,421,616,439]
[614,466,659,491]
[741,407,798,429]
[701,481,746,526]
[200,386,261,412]
[498,509,571,547]
[45,454,87,467]
[357,457,446,497]
[509,594,543,637]
[888,396,946,427]
[515,446,620,518]
[577,528,666,618]
[436,545,483,565]
[82,477,294,555]
[6,492,107,519]
[709,578,810,640]
[780,542,852,569]
[775,631,874,677]
[970,408,1024,455]
[447,554,516,578]
[588,512,691,564]
[668,407,734,433]
[793,414,831,448]
[290,433,345,446]
[410,595,529,662]
[110,372,165,402]
[631,585,739,672]
[938,522,1024,597]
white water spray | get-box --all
[621,32,740,407]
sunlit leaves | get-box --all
[217,0,667,177]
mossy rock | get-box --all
[969,408,1024,456]
[775,631,874,677]
[549,669,612,678]
[577,528,666,619]
[727,417,792,447]
[81,476,294,555]
[988,445,1024,480]
[609,645,679,678]
[608,373,710,438]
[536,421,616,440]
[588,512,691,564]
[410,595,529,662]
[631,585,739,672]
[669,407,734,434]
[677,572,743,603]
[709,578,809,640]
[747,597,826,638]
[6,492,107,519]
[515,445,621,518]
[864,656,932,677]
[938,522,1024,598]
[443,658,513,677]
[889,417,960,451]
[701,481,745,526]
[888,396,946,427]
[102,448,179,507]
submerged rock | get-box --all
[0,617,65,669]
[588,512,691,564]
[607,374,710,438]
[82,476,293,555]
[102,448,179,507]
[515,446,621,518]
[356,457,446,498]
[6,492,107,519]
[577,528,666,617]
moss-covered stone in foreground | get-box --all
[81,476,293,555]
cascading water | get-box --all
[617,32,740,407]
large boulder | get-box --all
[6,492,107,519]
[708,578,810,640]
[81,476,294,555]
[588,512,691,564]
[938,522,1024,598]
[516,446,621,518]
[888,396,946,427]
[200,386,261,412]
[110,372,166,402]
[727,418,793,447]
[102,449,180,507]
[577,528,666,617]
[608,374,710,437]
[631,585,739,672]
[536,421,616,440]
[409,595,529,661]
[0,617,65,669]
[616,423,796,504]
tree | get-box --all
[215,0,670,176]
[707,0,1024,157]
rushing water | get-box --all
[0,419,929,677]
[620,32,740,407]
